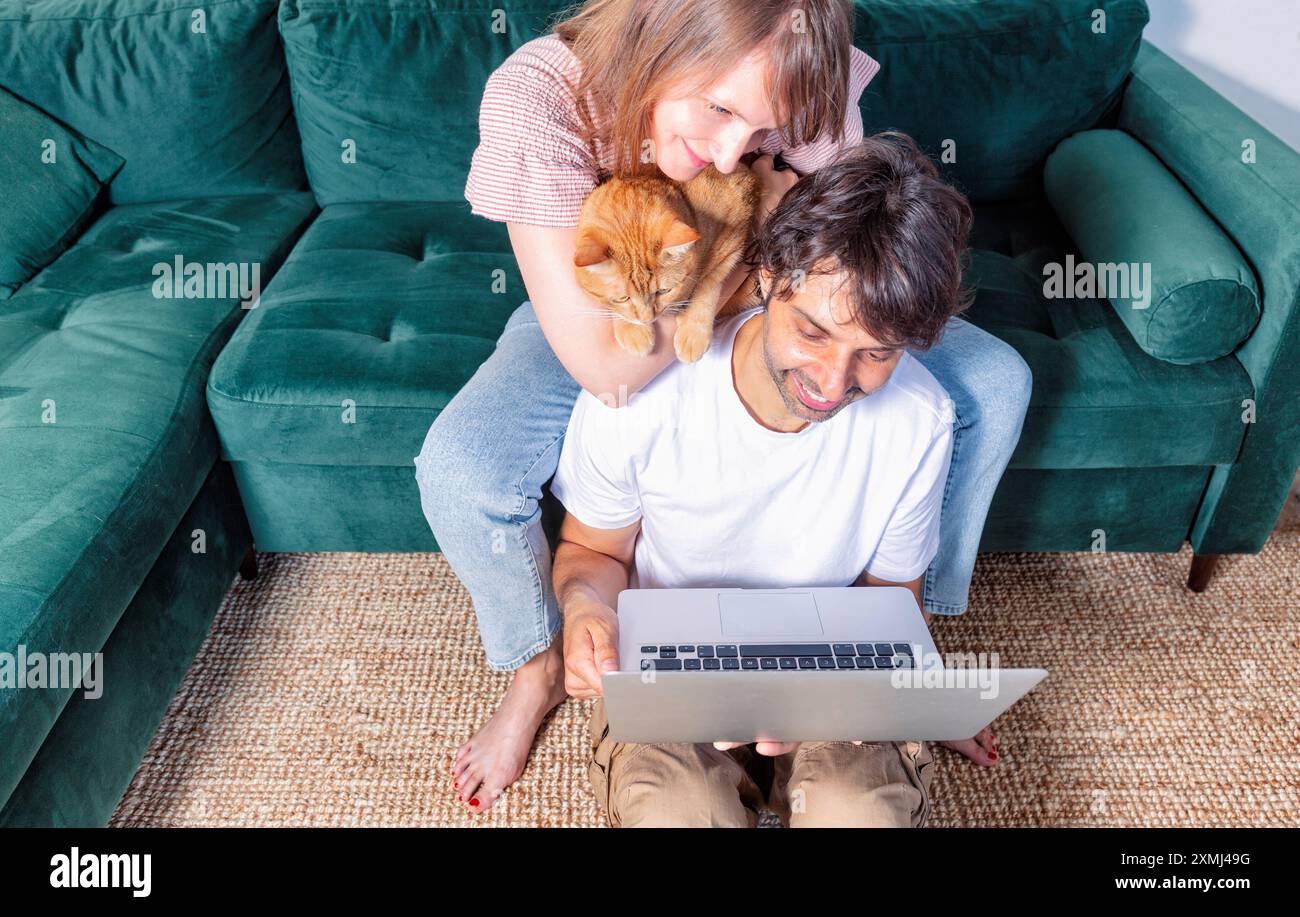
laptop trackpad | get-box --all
[718,592,823,637]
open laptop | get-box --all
[601,586,1047,744]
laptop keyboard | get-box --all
[637,643,917,672]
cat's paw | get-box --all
[614,319,656,356]
[673,317,713,363]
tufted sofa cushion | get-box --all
[0,191,317,806]
[207,201,525,466]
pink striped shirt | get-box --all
[464,34,880,227]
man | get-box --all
[550,132,974,827]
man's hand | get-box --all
[713,739,875,756]
[562,599,620,698]
[714,739,801,756]
[749,154,799,229]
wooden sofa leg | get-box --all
[1187,553,1221,592]
[239,546,259,581]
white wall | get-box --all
[1143,0,1300,151]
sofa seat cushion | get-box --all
[208,197,1252,477]
[208,201,523,467]
[964,249,1253,470]
[0,191,316,806]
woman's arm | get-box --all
[507,221,679,403]
[505,157,792,403]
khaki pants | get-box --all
[587,698,935,828]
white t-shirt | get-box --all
[549,308,955,589]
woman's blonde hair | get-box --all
[552,0,856,178]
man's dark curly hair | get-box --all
[744,131,975,350]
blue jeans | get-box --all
[414,301,1031,671]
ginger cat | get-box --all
[573,159,763,363]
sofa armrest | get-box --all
[1118,40,1300,553]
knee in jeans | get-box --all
[414,418,511,520]
[959,336,1032,436]
[413,424,454,497]
[1002,343,1033,414]
[984,336,1032,412]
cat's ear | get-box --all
[574,231,612,268]
[660,220,700,260]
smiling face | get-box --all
[752,266,905,425]
[648,41,782,180]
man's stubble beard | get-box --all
[758,318,861,424]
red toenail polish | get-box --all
[470,798,480,807]
[454,781,459,788]
[990,752,999,760]
[458,794,462,801]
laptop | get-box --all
[601,585,1047,744]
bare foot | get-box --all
[939,726,998,766]
[919,612,999,765]
[451,639,568,813]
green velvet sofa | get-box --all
[1,0,1297,826]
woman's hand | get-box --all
[749,154,800,228]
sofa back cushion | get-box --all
[278,0,565,206]
[0,0,305,204]
[0,87,123,298]
[279,0,1148,206]
[857,0,1149,202]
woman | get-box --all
[415,0,1030,814]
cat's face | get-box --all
[573,178,700,326]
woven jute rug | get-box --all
[111,497,1300,828]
